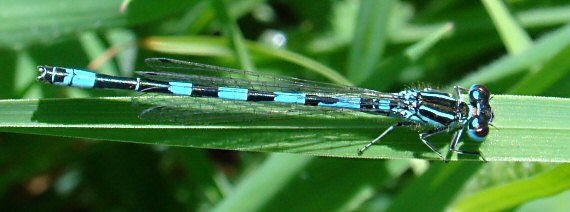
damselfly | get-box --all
[37,58,494,161]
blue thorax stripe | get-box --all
[418,105,454,126]
[420,92,455,101]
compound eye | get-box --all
[469,84,490,103]
[468,116,489,142]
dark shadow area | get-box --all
[31,98,146,125]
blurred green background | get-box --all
[1,0,570,211]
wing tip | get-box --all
[145,58,176,64]
[135,71,156,75]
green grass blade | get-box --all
[404,22,454,61]
[0,0,193,49]
[212,154,312,212]
[517,5,570,28]
[211,0,255,71]
[346,0,395,83]
[452,164,570,211]
[360,22,454,90]
[517,190,570,211]
[508,44,570,95]
[0,94,568,162]
[482,0,532,54]
[213,156,407,211]
[387,162,483,211]
[453,23,570,88]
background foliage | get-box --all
[0,0,569,211]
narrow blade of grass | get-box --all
[360,22,454,90]
[211,0,255,71]
[452,23,570,88]
[0,0,193,49]
[387,162,483,211]
[213,156,407,211]
[508,44,570,95]
[517,5,570,28]
[0,94,568,162]
[346,0,395,84]
[452,164,570,211]
[212,154,312,212]
[482,0,532,54]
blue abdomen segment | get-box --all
[274,92,306,104]
[48,67,97,88]
[68,69,97,88]
[218,87,248,101]
[168,82,193,96]
[317,97,362,109]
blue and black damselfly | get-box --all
[37,58,494,161]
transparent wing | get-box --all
[138,58,392,100]
[133,58,398,124]
[132,93,367,125]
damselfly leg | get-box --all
[358,122,414,155]
[449,128,487,162]
[419,127,448,159]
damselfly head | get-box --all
[467,84,494,141]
